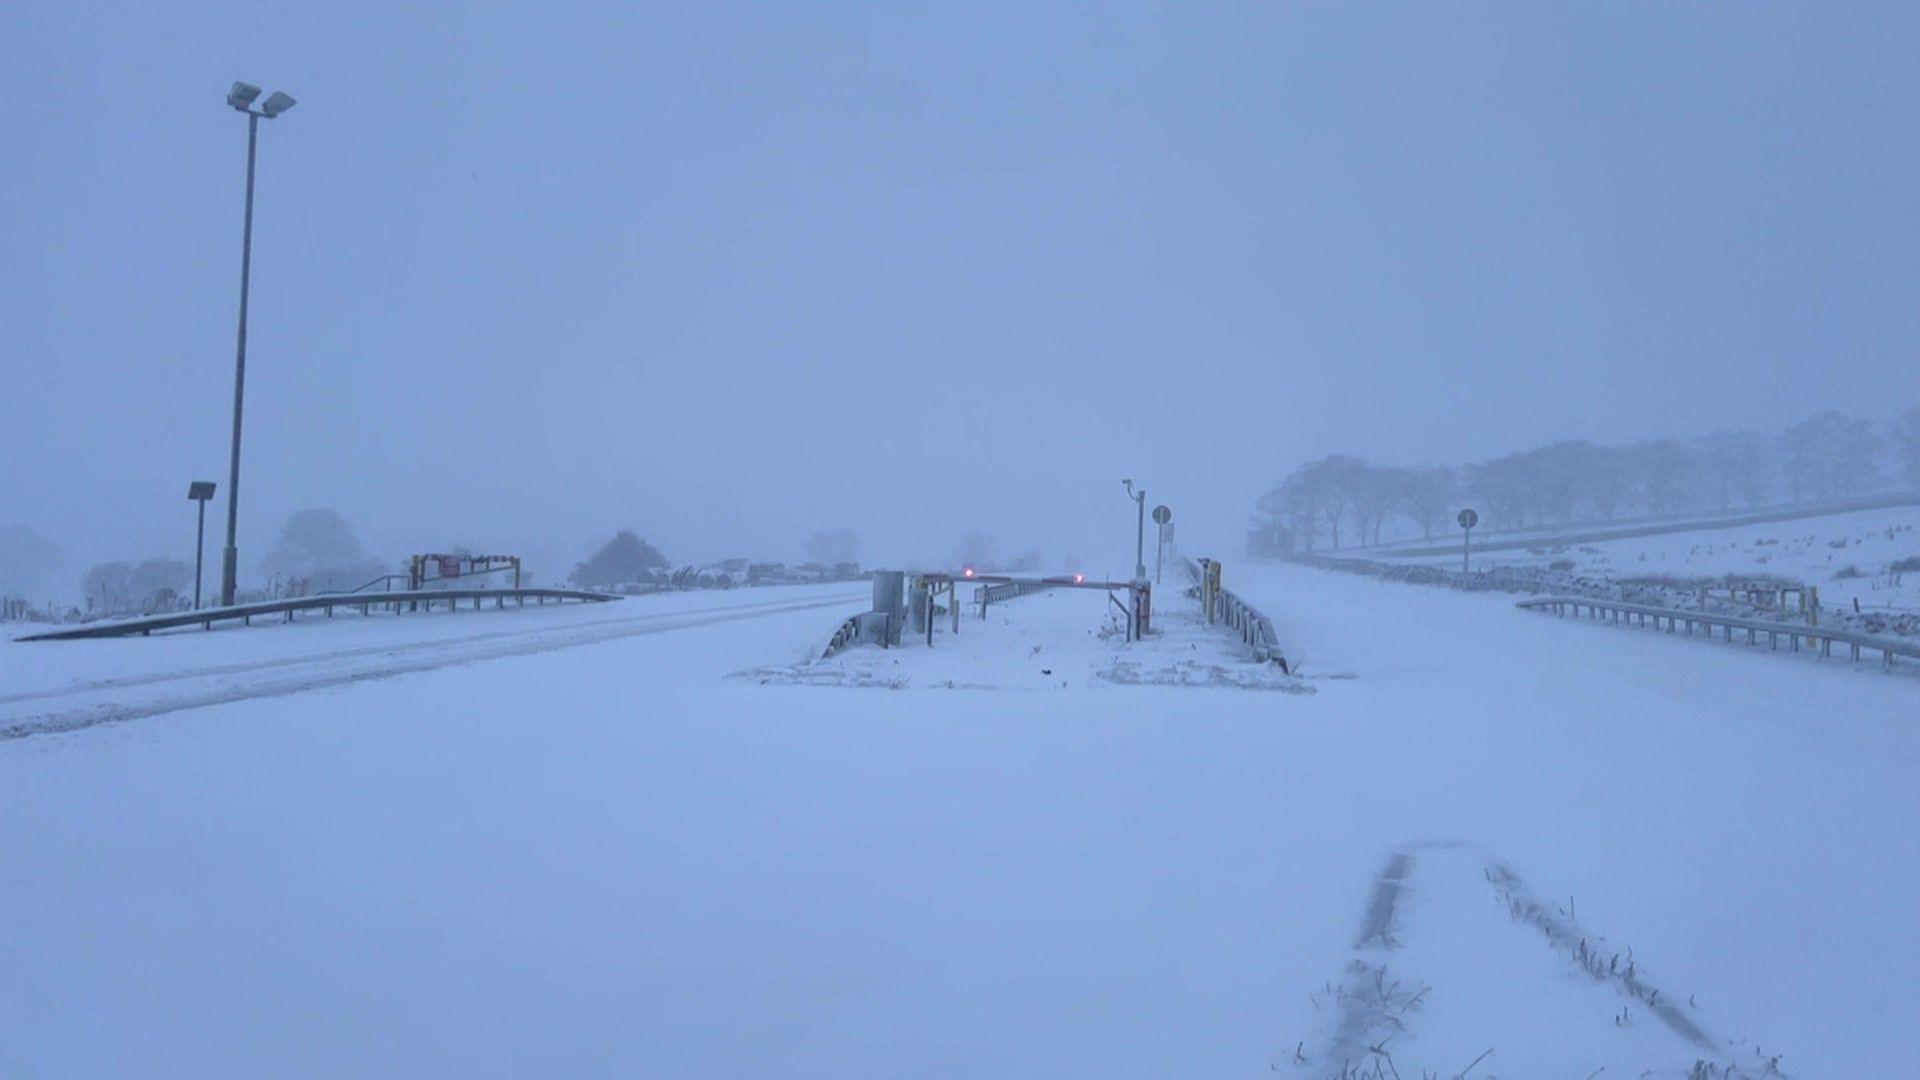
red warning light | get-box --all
[963,566,976,578]
[1073,573,1084,584]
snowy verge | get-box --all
[1279,547,1920,641]
[736,583,1311,694]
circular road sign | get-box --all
[1152,504,1172,525]
[1457,508,1479,530]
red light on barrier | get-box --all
[1074,573,1084,584]
[963,566,976,578]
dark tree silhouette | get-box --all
[569,530,669,587]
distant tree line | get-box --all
[1255,405,1920,553]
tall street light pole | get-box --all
[219,81,296,606]
[1122,479,1147,581]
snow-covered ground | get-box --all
[2,560,1913,1076]
[1399,505,1920,615]
[0,583,869,740]
[743,583,1305,693]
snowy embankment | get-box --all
[1350,491,1920,558]
[2,562,1913,1076]
[1293,505,1920,640]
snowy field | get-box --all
[1402,505,1920,615]
[2,562,1915,1077]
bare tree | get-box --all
[1781,411,1882,500]
[261,509,388,592]
[0,524,64,602]
[1628,439,1693,516]
[81,561,133,614]
[1394,466,1456,540]
[1695,430,1773,508]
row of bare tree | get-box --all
[1254,407,1920,553]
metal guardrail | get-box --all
[822,612,865,658]
[1180,555,1287,667]
[1517,595,1920,670]
[979,579,1053,604]
[16,587,620,642]
[977,579,1055,615]
[1218,588,1284,664]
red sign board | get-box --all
[438,555,462,578]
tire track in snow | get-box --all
[1316,842,1773,1078]
[0,594,863,743]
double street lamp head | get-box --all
[228,80,297,118]
[217,79,295,606]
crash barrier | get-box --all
[16,588,620,641]
[1516,595,1920,671]
[821,612,866,658]
[1181,556,1288,667]
[819,571,1145,659]
[820,572,905,659]
[913,571,1146,645]
[977,578,1055,614]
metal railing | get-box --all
[16,587,620,641]
[1181,555,1286,666]
[1218,588,1284,663]
[978,579,1054,612]
[822,613,864,658]
[1517,595,1920,670]
[338,572,412,595]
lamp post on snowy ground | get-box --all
[218,80,297,607]
[1122,479,1147,580]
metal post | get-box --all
[1461,525,1471,574]
[1134,488,1147,580]
[1155,523,1164,584]
[220,112,260,607]
[193,498,208,609]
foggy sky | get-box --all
[8,3,1918,591]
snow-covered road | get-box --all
[1,564,1912,1076]
[0,585,869,741]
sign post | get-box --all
[187,481,217,609]
[1152,504,1172,584]
[1458,508,1479,574]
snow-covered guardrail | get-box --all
[1218,588,1284,665]
[16,588,619,641]
[977,578,1055,612]
[1517,595,1920,670]
[1180,555,1287,668]
[821,612,866,659]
